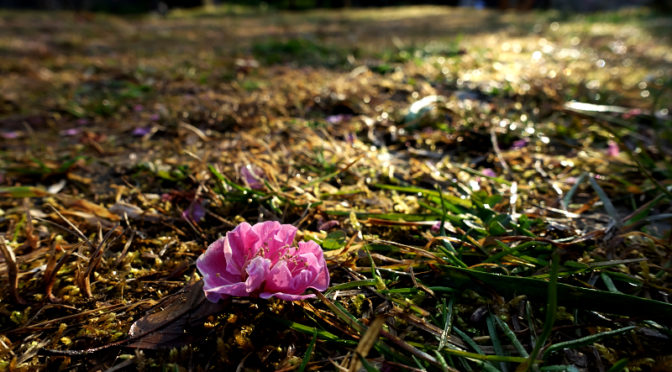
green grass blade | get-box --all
[0,186,48,198]
[433,349,450,372]
[453,327,486,355]
[600,272,622,294]
[493,315,529,357]
[588,176,621,226]
[542,326,636,358]
[441,347,529,363]
[326,279,379,293]
[324,209,440,221]
[357,353,381,372]
[606,358,629,372]
[624,193,666,224]
[562,172,588,209]
[452,327,499,370]
[298,330,317,372]
[281,318,356,345]
[540,366,580,372]
[374,183,473,208]
[456,165,512,185]
[525,249,559,370]
[438,297,454,350]
[438,266,672,322]
[486,314,508,372]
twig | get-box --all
[490,128,512,178]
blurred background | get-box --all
[1,0,669,13]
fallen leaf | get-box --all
[127,280,227,349]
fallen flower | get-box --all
[197,221,329,302]
[431,221,454,234]
[132,126,152,136]
[481,168,496,178]
[326,114,351,124]
[511,138,529,149]
[318,219,340,231]
[60,128,80,136]
[240,164,265,189]
[1,131,20,139]
[607,140,619,157]
[182,200,205,224]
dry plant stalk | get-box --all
[345,315,385,372]
[23,199,39,251]
[44,238,77,302]
[78,224,120,298]
[0,235,26,304]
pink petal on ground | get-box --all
[60,128,81,136]
[240,164,264,189]
[1,131,20,139]
[318,220,340,231]
[132,126,152,136]
[511,138,529,149]
[607,140,620,157]
[481,168,496,178]
[182,201,205,223]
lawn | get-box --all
[1,4,671,371]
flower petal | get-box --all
[204,282,248,301]
[259,292,315,301]
[224,222,258,277]
[264,260,293,292]
[245,256,270,293]
[197,237,242,303]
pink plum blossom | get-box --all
[197,221,330,302]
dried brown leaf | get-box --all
[127,280,227,350]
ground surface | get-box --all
[1,5,671,371]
